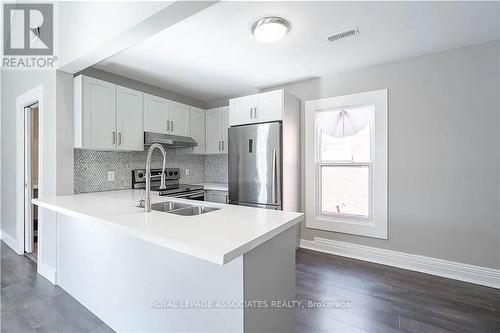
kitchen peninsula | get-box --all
[33,190,303,333]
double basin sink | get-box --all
[151,201,220,216]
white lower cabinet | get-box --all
[205,190,228,204]
[205,107,228,154]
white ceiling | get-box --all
[95,1,500,102]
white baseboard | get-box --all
[38,262,57,285]
[0,230,23,254]
[300,237,500,289]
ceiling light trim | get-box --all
[251,16,290,43]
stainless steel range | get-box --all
[132,168,205,200]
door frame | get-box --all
[16,85,44,256]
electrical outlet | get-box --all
[107,171,115,181]
[185,168,189,176]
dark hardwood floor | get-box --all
[2,241,499,333]
[296,248,500,333]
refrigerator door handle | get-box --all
[272,149,277,204]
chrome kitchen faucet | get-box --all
[143,143,167,212]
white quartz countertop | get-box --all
[33,190,302,265]
[193,183,228,191]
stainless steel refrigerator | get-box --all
[228,122,282,210]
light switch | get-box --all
[107,171,115,181]
[185,169,189,176]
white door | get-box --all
[190,107,205,154]
[229,95,255,126]
[143,93,169,134]
[83,77,116,149]
[220,106,229,153]
[205,108,223,154]
[116,86,144,151]
[254,90,283,123]
[170,101,190,136]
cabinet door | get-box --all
[83,77,116,149]
[220,106,229,153]
[254,90,283,123]
[116,86,144,151]
[190,107,205,154]
[229,95,255,126]
[170,101,190,137]
[143,94,169,134]
[206,190,228,204]
[205,108,223,154]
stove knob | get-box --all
[138,173,144,178]
[169,171,173,176]
[174,171,178,176]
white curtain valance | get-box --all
[319,107,372,138]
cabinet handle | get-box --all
[250,107,253,119]
[118,132,122,145]
[254,107,257,118]
[167,120,170,131]
[112,131,116,144]
[222,140,224,151]
[171,120,174,132]
[218,140,221,151]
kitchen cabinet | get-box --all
[143,93,169,134]
[229,95,254,126]
[205,190,228,204]
[229,89,284,126]
[190,106,205,154]
[170,101,190,137]
[143,94,190,137]
[75,76,116,150]
[116,86,144,151]
[75,76,144,151]
[205,106,228,154]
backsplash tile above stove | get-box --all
[74,149,206,194]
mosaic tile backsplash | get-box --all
[74,149,228,194]
[205,154,228,183]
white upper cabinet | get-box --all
[116,86,144,151]
[229,89,284,126]
[143,93,169,134]
[221,106,229,153]
[229,95,254,126]
[143,94,190,137]
[75,76,117,150]
[205,107,228,154]
[170,101,190,137]
[190,106,205,154]
[254,90,283,123]
[75,75,144,151]
[75,75,199,152]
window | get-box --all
[305,90,387,239]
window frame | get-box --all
[305,89,388,239]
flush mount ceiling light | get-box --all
[251,17,290,43]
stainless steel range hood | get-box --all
[144,132,197,148]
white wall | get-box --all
[56,71,74,195]
[207,41,500,269]
[1,70,58,270]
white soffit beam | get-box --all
[59,1,218,74]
